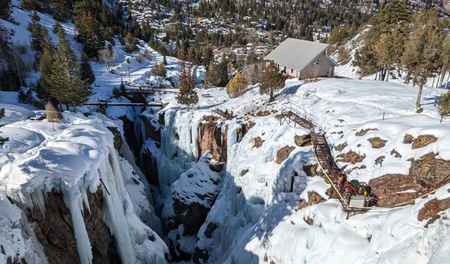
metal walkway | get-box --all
[279,107,371,218]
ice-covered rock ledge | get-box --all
[0,111,167,264]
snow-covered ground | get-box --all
[2,2,450,264]
[145,77,450,264]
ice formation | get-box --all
[0,111,167,264]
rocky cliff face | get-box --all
[26,189,121,264]
[163,154,224,263]
[198,116,227,162]
[369,153,450,207]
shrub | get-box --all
[226,72,248,98]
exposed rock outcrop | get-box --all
[26,188,121,264]
[294,134,311,147]
[165,154,223,262]
[337,150,365,164]
[276,146,295,164]
[412,135,438,149]
[298,191,327,209]
[198,120,227,161]
[355,128,377,136]
[418,196,450,227]
[367,137,387,148]
[369,153,450,207]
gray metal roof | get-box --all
[264,38,335,71]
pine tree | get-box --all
[402,9,444,110]
[438,36,450,88]
[0,0,10,19]
[28,12,43,53]
[226,72,248,98]
[438,91,450,121]
[355,0,411,80]
[50,23,93,112]
[176,61,198,111]
[260,61,286,101]
[80,52,96,85]
[76,11,104,58]
[37,30,55,100]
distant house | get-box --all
[264,38,338,79]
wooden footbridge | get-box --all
[84,102,164,107]
[279,107,374,218]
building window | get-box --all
[291,69,293,73]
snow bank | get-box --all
[0,112,167,264]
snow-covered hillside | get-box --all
[141,77,450,264]
[2,1,450,264]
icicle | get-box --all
[62,186,93,264]
[99,147,137,264]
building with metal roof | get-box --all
[264,38,338,79]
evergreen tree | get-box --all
[438,36,450,88]
[75,11,104,58]
[80,52,95,85]
[0,0,10,19]
[28,12,42,51]
[226,72,248,98]
[402,9,444,110]
[438,91,450,121]
[50,24,93,112]
[176,61,198,111]
[51,0,72,22]
[206,60,229,87]
[355,0,411,80]
[36,30,55,100]
[259,61,286,101]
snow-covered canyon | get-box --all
[2,78,450,264]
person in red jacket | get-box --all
[338,170,346,190]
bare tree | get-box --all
[98,47,115,73]
[45,101,60,122]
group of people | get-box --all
[224,109,233,119]
[337,171,369,196]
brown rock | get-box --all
[140,115,161,143]
[253,137,264,148]
[240,168,249,176]
[198,122,227,161]
[418,197,450,227]
[27,188,121,264]
[412,135,438,149]
[355,128,378,136]
[294,134,311,147]
[375,156,385,165]
[410,153,450,188]
[255,110,270,116]
[298,191,326,209]
[367,137,387,149]
[403,134,414,144]
[337,150,365,164]
[276,146,295,164]
[369,174,421,207]
[107,127,123,151]
[303,164,317,176]
[390,149,402,158]
[334,143,347,151]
